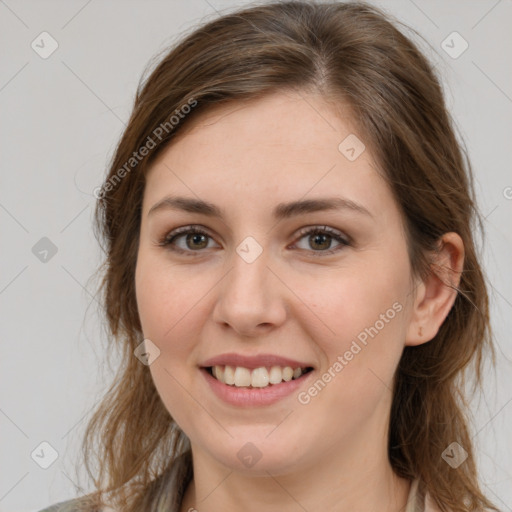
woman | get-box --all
[39,1,499,511]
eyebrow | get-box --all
[148,195,373,219]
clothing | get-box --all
[405,478,442,512]
[37,453,440,512]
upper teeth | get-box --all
[211,365,306,388]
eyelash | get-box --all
[157,224,351,257]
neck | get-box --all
[179,434,411,512]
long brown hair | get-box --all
[76,2,499,511]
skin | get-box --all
[134,90,464,512]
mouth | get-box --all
[202,365,314,389]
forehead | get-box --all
[143,90,396,222]
[164,90,359,164]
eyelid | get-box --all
[290,225,351,256]
[158,225,220,253]
[157,224,351,256]
[293,225,350,245]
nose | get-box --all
[212,245,287,338]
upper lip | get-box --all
[200,353,314,370]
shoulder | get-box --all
[37,450,192,512]
[406,478,443,512]
[417,481,493,512]
[36,496,113,512]
[36,497,85,512]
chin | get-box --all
[202,433,307,475]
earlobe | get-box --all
[405,232,465,347]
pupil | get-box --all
[188,233,207,249]
[184,233,332,251]
[311,233,330,250]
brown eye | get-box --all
[158,224,350,257]
[159,226,219,255]
[184,232,209,250]
[293,226,350,256]
[308,232,332,251]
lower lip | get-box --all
[200,367,314,407]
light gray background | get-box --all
[1,1,511,511]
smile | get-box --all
[200,365,315,407]
[207,365,314,388]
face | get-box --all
[135,90,418,476]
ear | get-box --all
[405,232,465,346]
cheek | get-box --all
[298,261,409,355]
[293,260,410,417]
[135,255,210,428]
[135,253,222,374]
[330,300,405,380]
[136,253,199,339]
